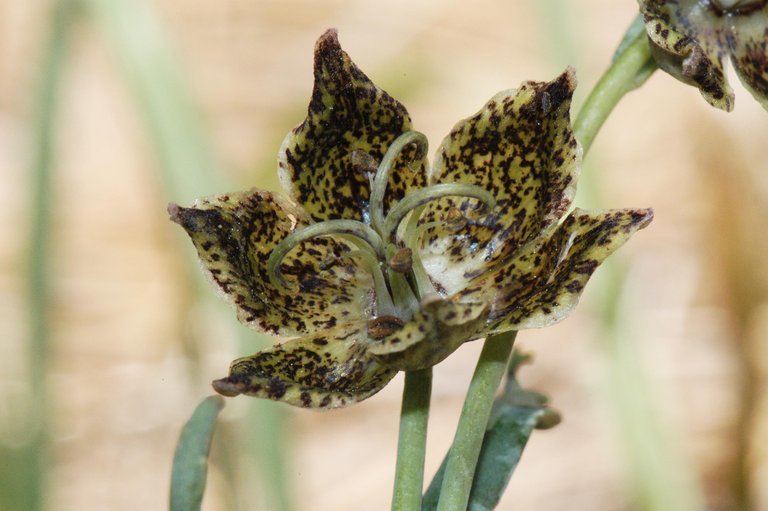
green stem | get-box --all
[392,369,433,511]
[5,3,76,511]
[435,331,517,511]
[573,16,656,155]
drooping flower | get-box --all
[638,0,768,111]
[169,30,653,409]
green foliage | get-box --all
[422,352,556,511]
[170,396,225,511]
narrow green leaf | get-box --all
[81,0,220,203]
[170,396,225,511]
[4,2,77,511]
[422,407,544,511]
[423,352,557,511]
[466,406,546,511]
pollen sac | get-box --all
[350,149,379,175]
[445,207,468,232]
[388,247,413,273]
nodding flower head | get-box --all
[169,29,653,409]
[638,0,768,111]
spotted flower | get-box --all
[638,0,768,111]
[169,30,653,409]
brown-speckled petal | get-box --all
[212,322,397,408]
[169,189,374,337]
[278,29,426,223]
[639,0,734,110]
[367,298,488,371]
[727,5,768,111]
[418,69,580,296]
[485,207,653,331]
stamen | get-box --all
[388,247,413,273]
[350,149,379,175]
[383,183,496,241]
[444,207,468,232]
[370,131,428,236]
[267,219,386,290]
[387,269,420,319]
[345,249,397,317]
[400,204,438,299]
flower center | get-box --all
[267,131,496,326]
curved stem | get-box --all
[384,183,495,242]
[267,219,385,289]
[435,331,517,511]
[573,15,656,156]
[371,131,429,236]
[402,205,437,299]
[391,368,433,511]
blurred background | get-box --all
[2,0,767,510]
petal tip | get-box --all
[545,66,578,109]
[316,28,340,49]
[314,28,342,67]
[166,202,217,233]
[562,65,578,90]
[633,207,655,229]
[212,377,244,397]
[167,202,183,224]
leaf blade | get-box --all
[170,396,225,511]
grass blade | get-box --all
[170,396,225,511]
[2,2,76,510]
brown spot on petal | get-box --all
[368,315,405,339]
[278,29,427,222]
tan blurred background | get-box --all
[2,1,767,510]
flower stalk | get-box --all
[391,368,433,511]
[435,330,517,511]
[573,16,656,155]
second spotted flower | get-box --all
[638,0,768,111]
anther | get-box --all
[388,247,413,273]
[445,207,468,232]
[350,150,379,175]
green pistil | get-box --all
[385,245,420,319]
[383,183,496,241]
[370,131,428,236]
[267,219,386,290]
[346,249,397,317]
[399,204,437,299]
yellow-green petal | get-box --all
[367,298,488,371]
[418,69,580,296]
[727,5,768,111]
[212,322,397,408]
[169,189,374,337]
[486,208,654,331]
[278,29,427,223]
[639,0,734,110]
